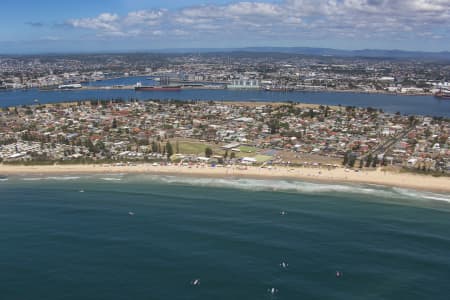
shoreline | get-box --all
[10,86,435,97]
[1,164,449,194]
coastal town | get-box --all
[0,100,448,175]
[1,52,450,96]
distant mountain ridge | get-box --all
[2,46,450,60]
[154,46,450,60]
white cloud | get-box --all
[63,1,450,44]
[124,10,166,26]
[68,13,120,31]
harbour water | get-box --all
[1,174,450,299]
[0,76,449,117]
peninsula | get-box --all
[0,100,448,192]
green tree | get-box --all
[268,119,280,134]
[166,141,173,160]
[365,154,373,167]
[372,156,379,168]
[151,141,158,153]
[86,139,98,154]
[205,147,213,158]
[348,154,356,168]
[343,150,350,166]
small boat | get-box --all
[191,279,200,286]
[434,88,450,99]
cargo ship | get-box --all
[134,82,181,91]
[264,86,294,92]
[58,83,82,90]
[434,88,450,99]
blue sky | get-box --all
[1,0,449,53]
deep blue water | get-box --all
[0,76,449,116]
[1,175,450,300]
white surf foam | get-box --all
[21,177,44,181]
[145,175,393,196]
[136,175,450,204]
[45,176,81,181]
[100,177,122,181]
[393,188,450,204]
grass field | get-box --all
[239,145,258,153]
[175,141,222,156]
[253,155,272,163]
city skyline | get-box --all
[1,0,450,53]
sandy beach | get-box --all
[1,164,449,193]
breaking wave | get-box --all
[393,188,450,204]
[22,177,44,181]
[21,176,81,181]
[45,176,81,181]
[11,173,450,204]
[141,175,450,204]
[100,177,122,181]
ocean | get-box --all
[1,174,450,299]
[1,76,449,116]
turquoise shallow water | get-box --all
[1,174,450,299]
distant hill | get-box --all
[154,47,450,61]
[3,46,450,61]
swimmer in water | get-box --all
[280,211,287,215]
[280,262,288,269]
[268,288,278,295]
[128,211,135,216]
[336,271,343,277]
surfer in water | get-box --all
[191,279,200,286]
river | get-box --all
[1,76,449,117]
